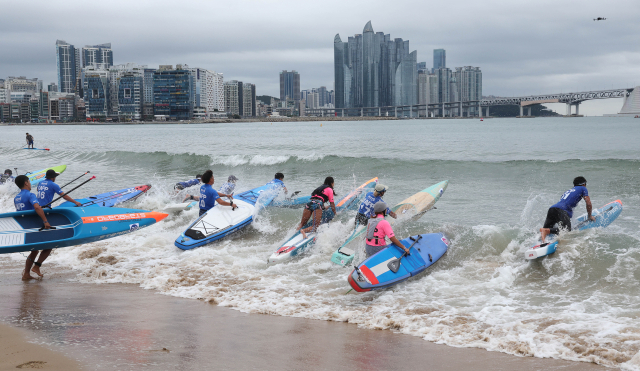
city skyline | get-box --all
[1,0,638,115]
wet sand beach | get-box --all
[0,264,603,371]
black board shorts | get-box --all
[543,207,571,234]
[354,212,368,226]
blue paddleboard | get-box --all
[348,233,449,292]
[56,185,151,208]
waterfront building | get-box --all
[10,92,34,104]
[435,67,452,104]
[39,91,49,119]
[48,92,76,122]
[5,77,42,93]
[334,21,417,109]
[82,66,109,120]
[48,83,58,92]
[279,70,300,101]
[243,83,256,117]
[454,66,482,116]
[0,88,7,104]
[224,80,243,116]
[189,68,224,118]
[418,71,437,106]
[433,49,446,70]
[153,65,193,120]
[56,40,81,94]
[82,43,113,68]
[116,71,143,121]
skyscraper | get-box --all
[56,40,80,94]
[334,21,417,109]
[82,43,113,68]
[224,80,243,116]
[433,49,446,70]
[279,71,300,101]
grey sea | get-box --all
[1,117,639,369]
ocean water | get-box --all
[1,117,639,369]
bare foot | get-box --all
[539,228,548,243]
[31,265,44,278]
[301,230,308,239]
[22,270,35,281]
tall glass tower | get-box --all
[279,71,300,101]
[56,40,80,94]
[82,43,113,68]
[433,49,446,70]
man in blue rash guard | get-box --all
[540,176,596,243]
[14,175,52,280]
[268,172,288,194]
[218,175,239,194]
[36,170,82,208]
[188,170,236,216]
[354,184,397,226]
[175,174,202,191]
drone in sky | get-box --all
[593,17,607,21]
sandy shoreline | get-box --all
[0,262,604,371]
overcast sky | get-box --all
[1,0,639,115]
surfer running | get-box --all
[355,184,397,226]
[365,201,409,258]
[175,174,202,191]
[0,169,14,185]
[36,170,82,209]
[188,170,236,216]
[13,175,53,280]
[540,176,596,243]
[26,133,34,148]
[298,177,337,239]
[218,175,239,194]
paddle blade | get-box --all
[387,258,402,273]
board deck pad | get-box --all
[525,199,623,260]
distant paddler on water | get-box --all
[26,133,34,149]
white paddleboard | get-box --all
[268,232,317,264]
[164,201,198,212]
[187,199,255,240]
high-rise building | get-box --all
[243,83,256,117]
[48,83,58,92]
[153,66,193,120]
[82,43,113,68]
[455,66,482,116]
[317,86,328,107]
[334,21,417,109]
[433,49,446,70]
[56,40,81,94]
[5,77,42,93]
[279,71,300,101]
[224,80,243,116]
[417,62,427,72]
[190,68,224,118]
[418,71,437,106]
[82,66,110,119]
[435,67,451,104]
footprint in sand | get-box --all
[16,361,47,369]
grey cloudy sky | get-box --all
[1,0,639,115]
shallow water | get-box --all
[1,117,639,369]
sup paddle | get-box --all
[387,235,423,273]
[42,176,96,208]
[59,171,90,189]
[287,191,301,200]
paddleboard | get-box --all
[164,201,198,213]
[525,199,623,260]
[56,185,151,208]
[174,181,283,250]
[0,207,167,254]
[331,180,449,267]
[23,148,50,151]
[270,194,311,208]
[267,177,378,264]
[348,233,449,292]
[25,165,67,186]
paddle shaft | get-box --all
[43,176,96,208]
[387,235,423,273]
[59,171,90,189]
